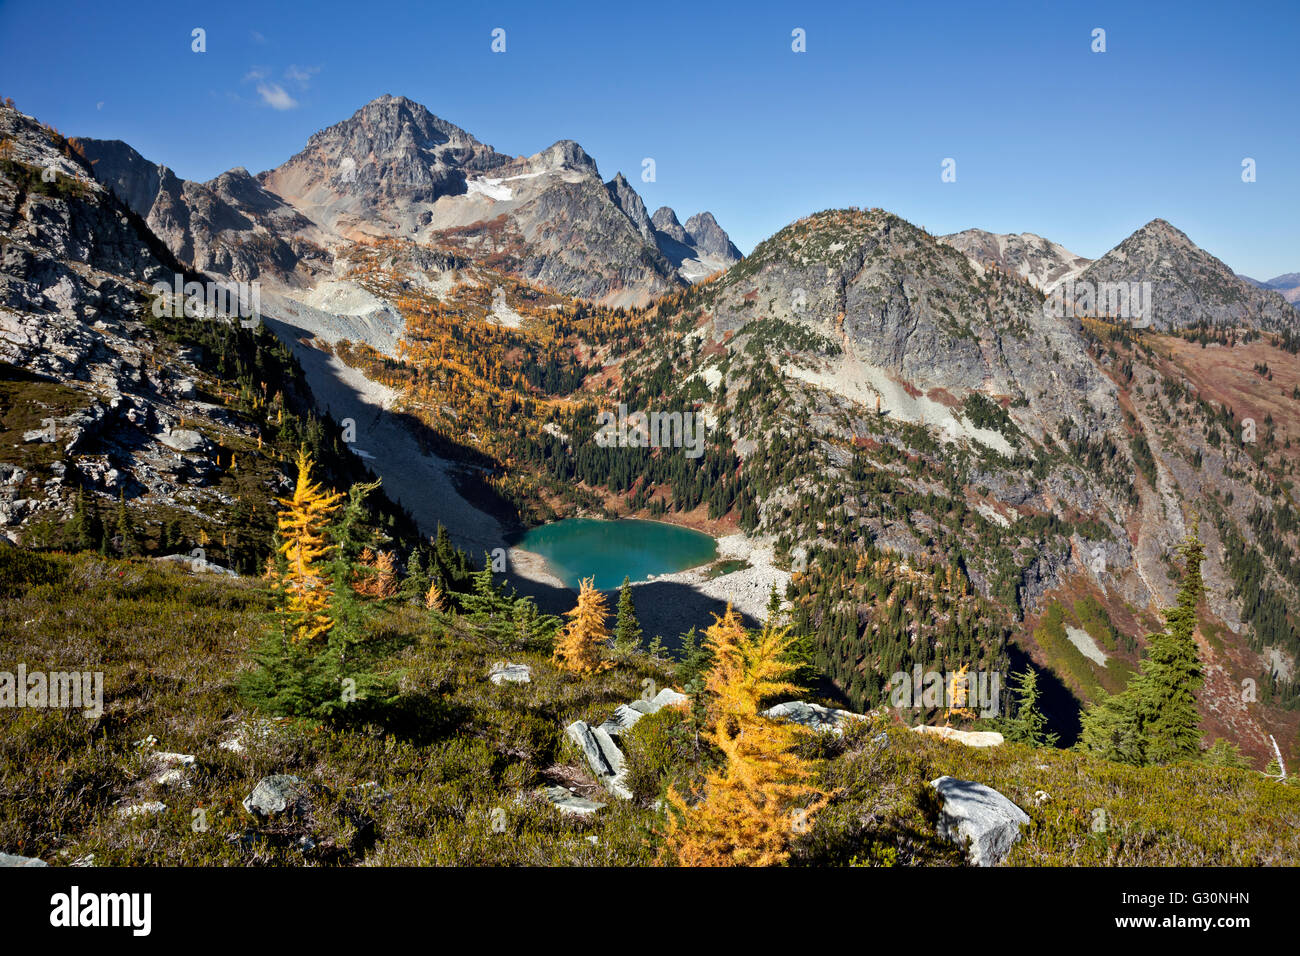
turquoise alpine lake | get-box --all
[510,518,718,590]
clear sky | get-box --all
[1,0,1296,277]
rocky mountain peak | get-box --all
[651,206,688,243]
[309,94,489,156]
[72,96,740,304]
[1127,217,1194,247]
[1079,218,1297,331]
[605,173,655,244]
[648,206,742,281]
[532,139,598,175]
[257,96,514,236]
[683,211,742,261]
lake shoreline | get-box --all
[506,519,791,642]
[509,517,718,591]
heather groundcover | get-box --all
[2,547,1296,868]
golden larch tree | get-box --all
[945,664,976,724]
[275,450,343,643]
[661,608,827,866]
[352,547,397,598]
[372,551,398,598]
[552,577,613,675]
[425,579,446,612]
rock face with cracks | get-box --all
[566,686,689,801]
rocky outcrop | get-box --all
[1016,542,1072,616]
[565,687,687,800]
[596,686,688,738]
[538,785,605,816]
[566,721,631,799]
[931,776,1030,866]
[155,553,238,576]
[912,725,1005,747]
[0,104,357,562]
[0,852,48,867]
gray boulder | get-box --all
[155,428,206,453]
[116,801,167,819]
[595,687,689,739]
[0,852,48,867]
[931,776,1030,866]
[598,703,648,738]
[765,700,867,735]
[488,662,532,685]
[538,785,606,816]
[242,774,313,819]
[645,687,689,712]
[155,553,239,576]
[913,725,1005,748]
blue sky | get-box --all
[1,0,1296,277]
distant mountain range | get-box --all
[943,221,1297,331]
[1238,272,1300,305]
[75,95,741,305]
[69,93,1294,326]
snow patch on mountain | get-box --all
[467,178,513,201]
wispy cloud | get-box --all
[240,65,312,110]
[285,64,320,88]
[256,82,299,111]
[250,30,266,44]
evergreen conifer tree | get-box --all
[1002,667,1058,746]
[613,576,642,654]
[1080,523,1205,765]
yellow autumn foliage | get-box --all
[424,579,446,612]
[275,450,343,643]
[661,605,827,866]
[552,577,612,675]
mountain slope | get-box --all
[73,137,330,284]
[0,104,411,569]
[75,95,741,308]
[539,206,1300,764]
[257,95,685,304]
